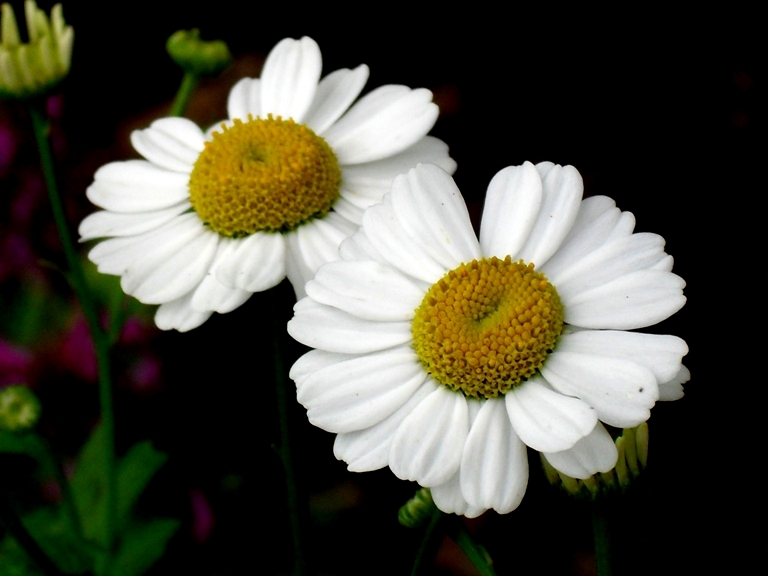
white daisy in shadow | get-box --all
[288,162,688,517]
[79,37,455,331]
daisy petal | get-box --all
[130,118,203,173]
[155,292,212,332]
[287,298,411,354]
[542,422,618,479]
[552,233,669,301]
[324,85,438,165]
[303,65,369,135]
[389,165,482,269]
[431,472,486,519]
[284,233,315,299]
[363,194,447,284]
[120,215,219,304]
[78,201,190,241]
[87,161,190,213]
[565,270,686,330]
[517,164,583,267]
[542,351,658,428]
[460,398,528,514]
[479,162,543,260]
[658,364,690,401]
[333,379,436,472]
[215,232,286,292]
[557,330,688,383]
[306,260,425,322]
[260,36,321,122]
[342,136,457,193]
[505,377,597,453]
[227,77,261,120]
[298,346,428,433]
[290,349,355,384]
[332,195,365,225]
[390,385,469,486]
[190,241,251,313]
[338,230,389,265]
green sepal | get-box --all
[166,29,231,77]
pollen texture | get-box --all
[189,115,341,237]
[412,257,564,399]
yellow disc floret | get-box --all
[189,115,341,237]
[412,257,564,399]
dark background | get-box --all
[1,2,760,574]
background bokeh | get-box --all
[0,2,759,574]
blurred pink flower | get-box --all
[0,340,33,387]
[190,489,215,543]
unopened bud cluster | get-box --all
[0,385,41,431]
[0,1,73,99]
[541,423,649,500]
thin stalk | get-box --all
[168,72,198,117]
[0,491,66,576]
[410,507,444,576]
[28,103,117,563]
[592,505,613,576]
[455,525,497,576]
[273,318,305,576]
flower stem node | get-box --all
[0,1,73,100]
[166,29,232,77]
[541,423,650,500]
[398,487,437,528]
[0,385,41,431]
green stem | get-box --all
[273,318,305,576]
[410,507,444,576]
[455,525,497,576]
[0,490,65,576]
[28,103,117,566]
[168,72,199,117]
[592,505,613,576]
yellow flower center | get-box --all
[189,115,341,237]
[412,257,564,399]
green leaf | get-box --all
[116,441,168,530]
[0,430,42,457]
[111,518,180,576]
[69,424,108,545]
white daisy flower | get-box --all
[288,162,688,517]
[79,37,455,331]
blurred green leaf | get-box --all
[69,424,108,545]
[0,430,43,458]
[116,441,167,530]
[111,518,180,576]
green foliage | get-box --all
[111,518,180,576]
[115,441,168,531]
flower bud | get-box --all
[0,385,41,431]
[166,29,231,77]
[0,1,73,100]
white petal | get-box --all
[290,348,355,384]
[87,160,190,213]
[479,162,543,260]
[541,351,658,428]
[215,232,286,292]
[362,194,447,284]
[298,346,428,433]
[658,364,690,401]
[505,376,597,452]
[564,270,686,330]
[341,136,457,193]
[431,472,486,519]
[154,292,212,332]
[390,385,469,486]
[130,118,203,173]
[460,399,528,514]
[389,165,482,270]
[303,65,369,135]
[552,233,669,301]
[120,214,219,304]
[287,298,411,354]
[324,85,438,165]
[540,196,621,280]
[338,229,388,264]
[332,195,365,225]
[516,164,583,267]
[260,36,321,122]
[333,379,436,472]
[78,201,190,241]
[227,77,261,120]
[189,241,252,313]
[556,330,688,384]
[306,260,425,322]
[543,422,618,479]
[284,233,315,299]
